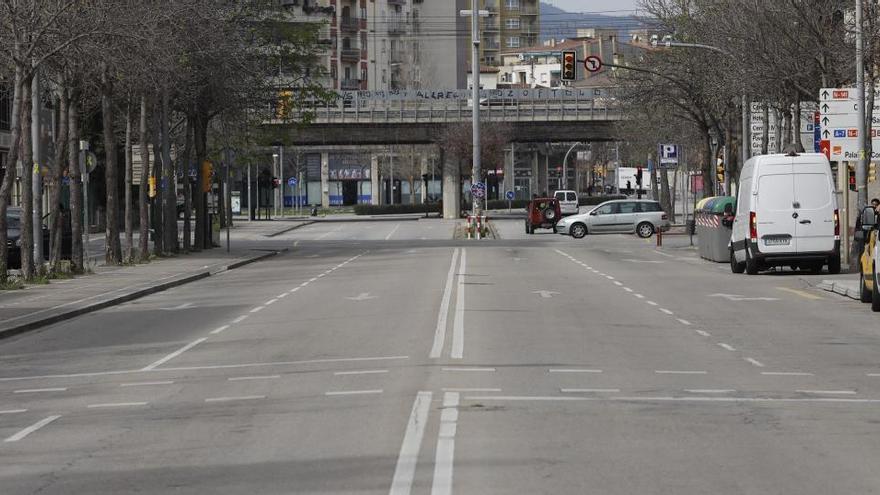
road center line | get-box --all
[761,372,814,376]
[561,388,620,393]
[548,369,603,374]
[325,389,384,396]
[685,389,737,394]
[204,395,266,402]
[141,338,208,371]
[655,370,708,375]
[389,391,433,495]
[5,415,61,442]
[14,387,67,393]
[451,248,466,359]
[430,248,461,359]
[442,388,502,392]
[333,370,389,376]
[228,375,281,381]
[432,392,460,495]
[119,381,174,387]
[442,367,495,372]
[87,402,148,408]
[797,390,857,395]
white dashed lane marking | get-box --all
[4,415,61,443]
[717,343,736,352]
[745,358,765,368]
[14,388,67,394]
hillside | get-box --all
[540,2,646,41]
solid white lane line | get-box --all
[333,370,389,376]
[228,375,281,381]
[561,388,620,393]
[210,325,230,335]
[745,358,765,367]
[325,389,383,396]
[646,301,659,306]
[389,391,433,495]
[676,318,692,326]
[442,388,502,392]
[5,415,61,442]
[695,330,711,337]
[442,367,495,372]
[451,248,466,359]
[87,402,148,408]
[430,248,460,359]
[761,372,814,376]
[265,298,278,306]
[548,369,603,374]
[432,392,460,495]
[232,315,249,324]
[0,409,27,414]
[160,355,410,373]
[277,293,288,299]
[659,308,674,315]
[14,388,67,393]
[797,390,857,395]
[250,306,265,313]
[309,278,318,282]
[655,370,708,375]
[141,338,208,371]
[385,223,401,241]
[464,396,880,404]
[204,395,266,402]
[119,381,174,387]
[718,343,736,352]
[685,389,737,394]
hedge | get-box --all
[353,203,442,215]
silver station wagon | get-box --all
[555,199,671,239]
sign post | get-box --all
[505,190,515,212]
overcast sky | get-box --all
[546,0,641,14]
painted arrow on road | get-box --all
[709,293,779,302]
[346,293,377,301]
[533,290,560,299]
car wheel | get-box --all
[861,272,873,303]
[745,245,759,275]
[872,270,880,312]
[828,255,841,275]
[570,223,587,239]
[730,247,746,274]
[636,222,654,238]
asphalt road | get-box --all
[1,218,879,494]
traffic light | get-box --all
[870,162,877,183]
[635,167,643,187]
[716,158,724,184]
[148,177,157,198]
[849,164,857,191]
[561,51,576,81]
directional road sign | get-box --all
[471,181,486,199]
[584,56,603,73]
[287,177,298,187]
[819,87,880,159]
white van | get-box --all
[730,152,840,275]
[554,190,579,216]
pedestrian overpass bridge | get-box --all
[275,88,625,146]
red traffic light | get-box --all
[561,51,576,81]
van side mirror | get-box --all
[861,207,878,230]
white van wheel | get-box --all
[730,247,746,274]
[745,246,759,275]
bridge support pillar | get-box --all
[370,154,380,205]
[442,154,460,219]
[320,152,330,208]
[420,154,428,204]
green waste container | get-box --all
[696,196,735,262]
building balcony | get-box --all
[387,0,406,5]
[389,51,405,64]
[388,19,407,34]
[340,47,361,61]
[484,22,500,32]
[340,17,359,32]
[340,78,361,90]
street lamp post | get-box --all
[461,7,489,215]
[562,142,584,192]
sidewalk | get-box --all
[0,220,300,340]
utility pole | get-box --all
[461,6,489,215]
[856,0,868,209]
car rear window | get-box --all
[566,192,577,201]
[554,192,565,200]
[639,202,662,212]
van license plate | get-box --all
[764,238,790,246]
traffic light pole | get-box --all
[856,0,868,210]
[461,8,488,215]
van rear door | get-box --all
[793,172,835,253]
[756,171,797,253]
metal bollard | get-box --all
[656,228,663,247]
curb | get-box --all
[816,279,860,300]
[264,222,316,238]
[0,250,284,341]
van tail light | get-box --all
[749,211,758,241]
[834,209,840,240]
[661,213,668,220]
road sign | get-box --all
[505,190,515,200]
[287,177,298,187]
[658,144,679,167]
[584,56,603,73]
[471,181,486,199]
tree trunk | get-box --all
[0,69,24,282]
[161,90,177,253]
[20,73,35,280]
[101,67,122,264]
[138,96,150,262]
[193,112,208,251]
[792,97,804,152]
[782,107,793,152]
[660,167,672,221]
[124,101,134,263]
[183,117,193,252]
[151,102,163,256]
[762,103,769,155]
[49,87,69,273]
[68,91,83,272]
[702,131,714,197]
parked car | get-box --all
[525,197,561,234]
[6,207,72,269]
[555,199,670,239]
[554,190,579,216]
[857,206,880,308]
[729,152,840,275]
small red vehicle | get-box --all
[525,197,562,234]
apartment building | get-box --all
[474,0,540,66]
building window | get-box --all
[505,18,520,29]
[505,0,520,10]
[382,69,387,83]
[506,36,520,48]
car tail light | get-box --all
[833,209,840,239]
[661,213,668,220]
[749,211,757,241]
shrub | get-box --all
[353,203,442,215]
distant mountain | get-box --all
[540,2,646,41]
